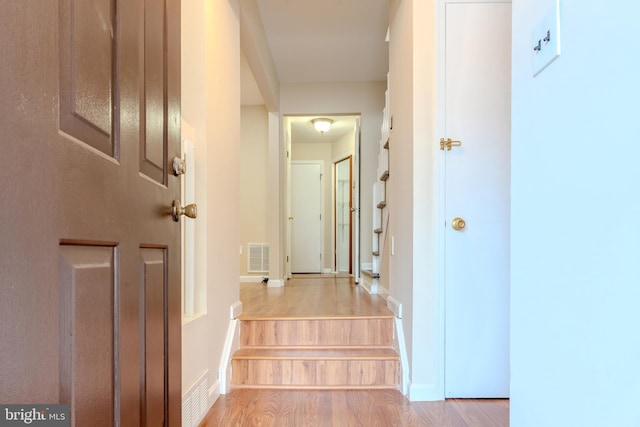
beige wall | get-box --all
[388,0,438,400]
[332,128,355,164]
[181,0,241,408]
[240,105,269,276]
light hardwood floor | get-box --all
[201,389,509,426]
[200,276,509,426]
[239,275,392,319]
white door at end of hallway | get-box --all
[291,161,323,273]
[444,1,511,398]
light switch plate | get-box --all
[532,0,561,77]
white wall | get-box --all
[281,82,386,275]
[387,0,439,400]
[332,128,355,163]
[181,0,241,412]
[511,1,640,426]
[240,105,269,276]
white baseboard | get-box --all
[387,296,402,318]
[218,318,240,394]
[361,262,373,271]
[209,379,220,407]
[240,275,266,283]
[323,268,332,274]
[377,285,389,300]
[267,279,284,288]
[230,300,243,319]
[394,317,410,397]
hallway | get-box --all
[201,276,509,426]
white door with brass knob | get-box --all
[443,2,511,398]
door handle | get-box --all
[440,138,462,151]
[451,217,466,231]
[172,199,197,222]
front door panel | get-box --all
[0,0,181,425]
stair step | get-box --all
[240,317,394,347]
[377,200,387,208]
[231,347,399,389]
[233,347,399,361]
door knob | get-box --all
[451,217,466,231]
[172,199,197,222]
[439,138,463,151]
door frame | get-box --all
[434,0,512,398]
[334,155,353,274]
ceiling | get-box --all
[241,0,388,143]
[254,0,389,84]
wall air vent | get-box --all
[248,243,269,273]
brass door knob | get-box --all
[451,217,466,231]
[439,138,463,151]
[172,199,197,222]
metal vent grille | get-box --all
[248,243,269,273]
[182,373,209,427]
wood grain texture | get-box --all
[200,389,509,427]
[240,318,394,347]
[232,359,398,388]
[234,277,399,389]
[240,276,393,319]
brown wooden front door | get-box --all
[0,1,181,425]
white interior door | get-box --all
[444,1,511,398]
[291,161,323,273]
[285,126,293,278]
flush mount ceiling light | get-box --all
[311,118,333,134]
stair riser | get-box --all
[232,359,398,388]
[240,318,394,347]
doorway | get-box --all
[334,156,353,273]
[285,115,360,278]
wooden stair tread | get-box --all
[233,347,399,360]
[238,313,393,321]
[232,384,399,390]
